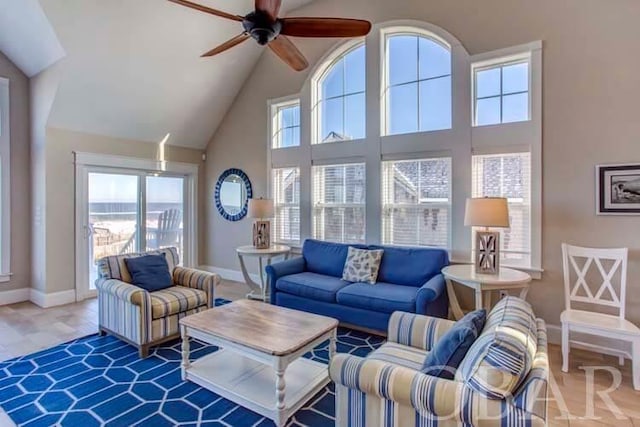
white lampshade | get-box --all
[248,198,274,219]
[464,197,510,228]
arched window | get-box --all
[383,32,452,135]
[314,44,366,144]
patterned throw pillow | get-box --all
[342,247,384,284]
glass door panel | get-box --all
[146,176,185,259]
[88,173,140,290]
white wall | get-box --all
[203,0,640,327]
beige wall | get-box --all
[0,52,31,293]
[42,128,205,294]
[204,0,640,327]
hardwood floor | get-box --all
[1,280,639,425]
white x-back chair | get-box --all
[561,243,640,390]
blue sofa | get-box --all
[266,239,449,332]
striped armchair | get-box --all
[329,297,549,427]
[95,247,221,358]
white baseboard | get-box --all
[546,323,630,359]
[29,289,77,308]
[0,288,30,306]
[198,265,261,284]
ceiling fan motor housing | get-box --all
[243,11,282,45]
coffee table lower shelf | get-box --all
[184,349,330,425]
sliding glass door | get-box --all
[76,164,192,301]
[146,176,185,256]
[87,172,141,292]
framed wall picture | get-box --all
[596,163,640,215]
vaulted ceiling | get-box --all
[1,0,315,148]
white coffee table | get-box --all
[180,300,338,427]
[443,264,532,320]
[237,245,291,301]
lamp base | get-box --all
[253,220,271,249]
[475,231,500,274]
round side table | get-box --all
[442,265,532,320]
[236,245,291,301]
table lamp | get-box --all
[464,197,510,274]
[248,198,274,249]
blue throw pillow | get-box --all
[124,254,173,292]
[421,309,487,379]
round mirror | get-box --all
[215,169,253,221]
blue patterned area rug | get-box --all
[0,300,384,427]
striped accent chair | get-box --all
[95,248,220,358]
[330,296,549,426]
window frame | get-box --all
[311,40,367,145]
[312,162,367,244]
[471,152,532,267]
[270,98,301,149]
[472,53,532,127]
[0,77,10,281]
[381,27,453,136]
[381,156,453,249]
[271,167,301,245]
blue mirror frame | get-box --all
[214,168,253,221]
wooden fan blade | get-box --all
[168,0,243,22]
[269,36,309,71]
[255,0,281,21]
[201,33,250,57]
[281,17,372,38]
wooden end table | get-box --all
[237,245,291,301]
[180,300,338,427]
[443,264,532,320]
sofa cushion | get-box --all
[456,297,538,399]
[368,342,428,371]
[124,254,173,292]
[303,239,367,278]
[336,282,417,314]
[368,245,449,287]
[422,309,486,379]
[342,247,384,284]
[276,272,351,303]
[150,286,208,319]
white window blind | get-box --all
[272,167,300,243]
[382,158,451,248]
[472,152,531,267]
[312,163,366,243]
[272,102,300,149]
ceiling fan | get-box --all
[168,0,372,71]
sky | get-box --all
[88,173,183,204]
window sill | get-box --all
[0,273,13,283]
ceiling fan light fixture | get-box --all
[242,12,282,45]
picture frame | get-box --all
[596,163,640,215]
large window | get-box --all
[314,44,366,143]
[472,153,531,266]
[0,78,9,280]
[384,33,452,135]
[272,167,301,244]
[312,163,366,243]
[272,101,300,148]
[267,25,542,273]
[474,59,530,126]
[382,158,451,248]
